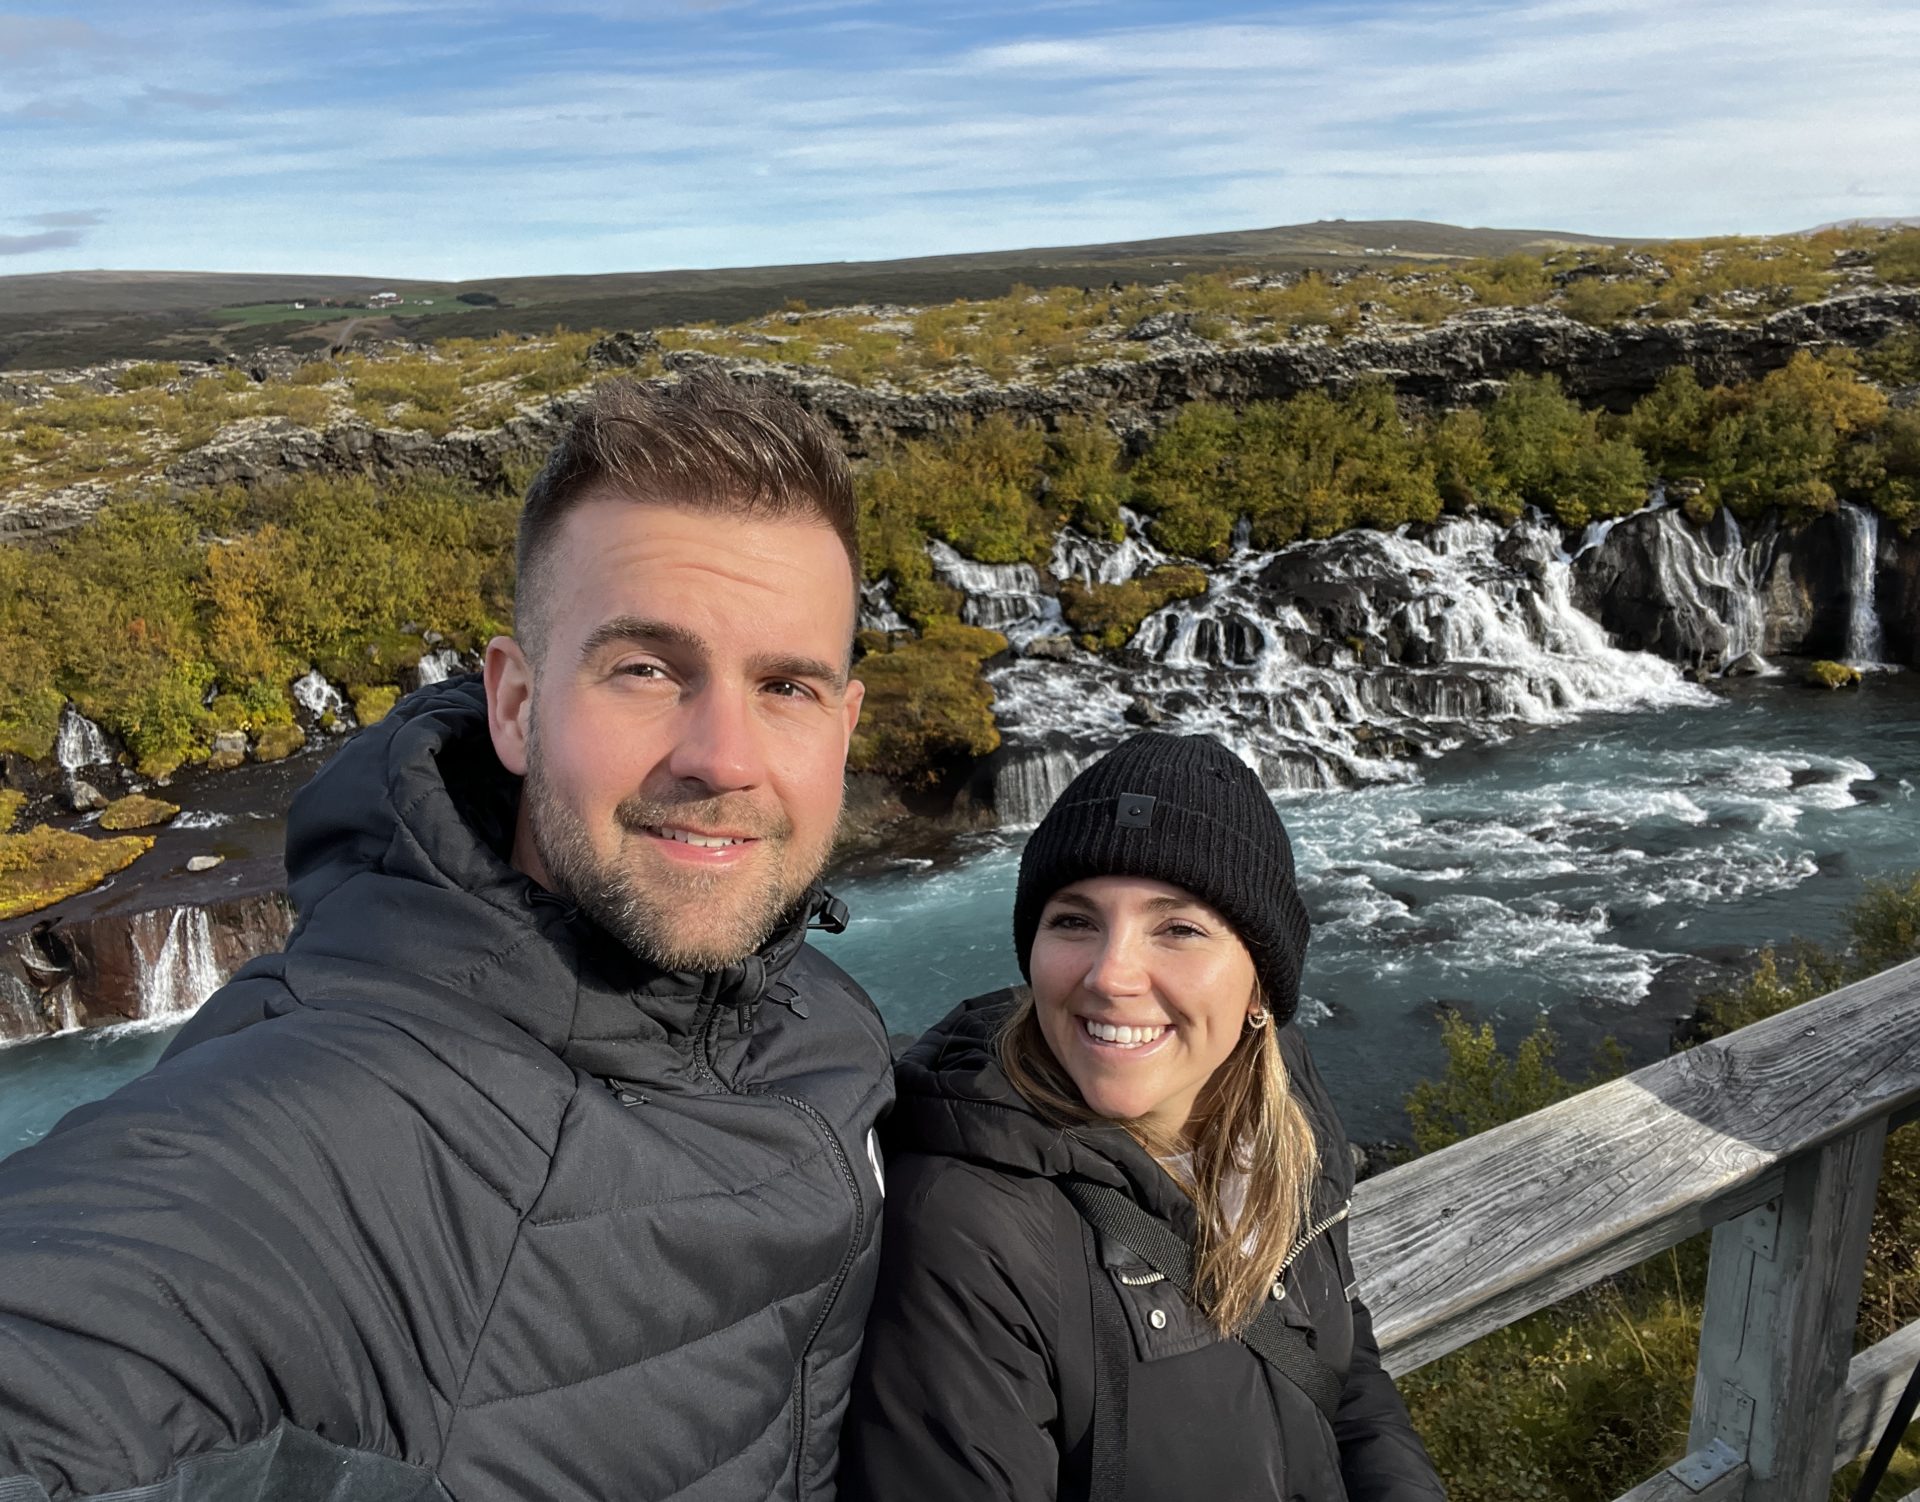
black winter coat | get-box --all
[840,992,1444,1502]
[0,678,894,1502]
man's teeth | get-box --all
[1082,1019,1169,1048]
[655,827,747,848]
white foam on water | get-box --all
[171,811,231,830]
[292,670,353,729]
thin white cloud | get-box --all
[2,0,1918,277]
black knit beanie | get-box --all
[1012,733,1312,1022]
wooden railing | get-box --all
[1353,955,1920,1501]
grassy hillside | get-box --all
[0,217,1627,369]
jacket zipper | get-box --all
[694,995,867,1493]
[1271,1199,1352,1300]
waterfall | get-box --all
[413,648,464,686]
[1841,504,1887,667]
[1643,508,1773,671]
[134,907,223,1019]
[981,513,1713,812]
[55,707,111,774]
[292,669,354,729]
[1050,509,1168,586]
[926,540,1065,644]
[859,579,907,634]
[993,747,1093,827]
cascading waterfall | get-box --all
[55,706,111,775]
[292,669,353,729]
[859,579,907,634]
[980,514,1713,817]
[1050,509,1168,587]
[134,907,223,1019]
[1644,508,1773,671]
[413,648,465,686]
[1841,503,1888,667]
[926,540,1064,644]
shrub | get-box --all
[1060,565,1209,651]
[1482,374,1650,528]
[849,622,1005,785]
[1808,659,1863,689]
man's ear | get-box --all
[842,675,865,749]
[485,635,534,775]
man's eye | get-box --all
[616,662,666,679]
[765,679,814,700]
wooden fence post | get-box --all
[1687,1120,1888,1499]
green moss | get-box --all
[850,623,1005,786]
[1060,564,1209,651]
[0,825,153,920]
[97,794,180,831]
[1807,659,1863,689]
[351,684,401,725]
[0,789,23,834]
[252,724,307,762]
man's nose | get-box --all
[665,683,765,793]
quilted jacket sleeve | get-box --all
[0,987,520,1501]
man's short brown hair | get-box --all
[514,372,860,661]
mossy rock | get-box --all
[0,789,23,834]
[1060,565,1210,653]
[1806,660,1863,689]
[0,825,153,921]
[350,685,402,726]
[98,794,181,831]
[253,724,308,762]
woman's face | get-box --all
[1029,874,1260,1143]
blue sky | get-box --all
[2,0,1917,278]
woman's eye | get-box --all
[1162,921,1207,940]
[1042,913,1092,931]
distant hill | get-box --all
[0,218,1633,370]
[1802,216,1920,232]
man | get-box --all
[0,375,894,1502]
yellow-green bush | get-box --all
[849,623,1005,786]
[1060,564,1209,651]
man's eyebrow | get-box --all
[577,615,706,662]
[750,650,849,693]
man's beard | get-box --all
[521,723,835,973]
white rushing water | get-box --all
[1841,503,1888,667]
[291,669,353,728]
[133,907,223,1019]
[1643,507,1773,671]
[413,648,465,686]
[55,706,111,774]
[926,540,1066,644]
[983,513,1714,823]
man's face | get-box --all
[485,494,864,971]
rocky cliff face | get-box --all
[8,289,1918,537]
[0,890,292,1044]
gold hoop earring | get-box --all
[1246,1007,1270,1031]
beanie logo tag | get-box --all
[1115,793,1156,830]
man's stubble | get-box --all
[521,710,841,972]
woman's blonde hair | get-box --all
[997,984,1321,1335]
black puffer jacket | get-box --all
[840,992,1444,1502]
[0,677,894,1502]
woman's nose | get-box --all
[1083,932,1148,997]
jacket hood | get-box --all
[276,674,828,1072]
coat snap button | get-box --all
[1148,1308,1167,1330]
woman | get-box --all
[841,732,1445,1501]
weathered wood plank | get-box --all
[1612,1456,1749,1502]
[1352,957,1920,1374]
[1833,1317,1920,1468]
[1689,1122,1885,1499]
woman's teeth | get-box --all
[1082,1019,1169,1048]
